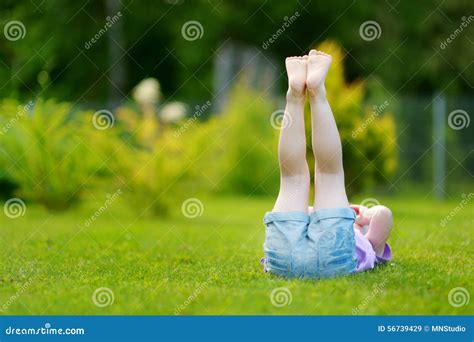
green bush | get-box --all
[114,105,211,216]
[210,81,279,196]
[0,99,125,209]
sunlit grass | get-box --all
[0,194,472,315]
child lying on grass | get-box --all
[262,50,393,278]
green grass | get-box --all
[0,194,472,315]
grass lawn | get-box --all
[0,193,472,315]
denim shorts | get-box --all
[263,208,357,279]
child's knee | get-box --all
[373,205,393,226]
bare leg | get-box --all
[306,50,348,210]
[273,56,310,213]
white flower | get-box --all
[160,102,187,123]
[132,78,161,106]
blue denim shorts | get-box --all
[263,208,357,279]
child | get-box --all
[262,50,393,278]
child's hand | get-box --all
[350,204,370,226]
[350,204,367,215]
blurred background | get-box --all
[0,0,472,214]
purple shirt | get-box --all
[354,228,391,272]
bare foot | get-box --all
[306,50,332,98]
[285,56,307,99]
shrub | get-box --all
[0,99,126,209]
[115,104,211,216]
[210,81,279,196]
